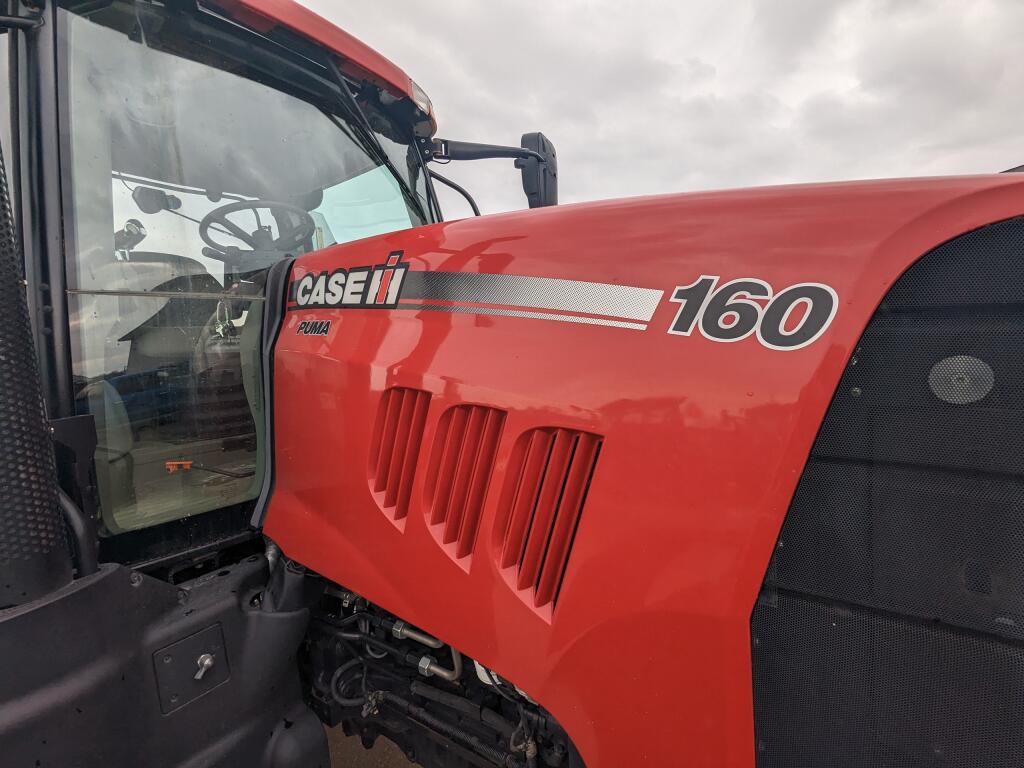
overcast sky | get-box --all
[300,0,1024,217]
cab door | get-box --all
[0,0,404,764]
[1,0,435,760]
[0,1,333,762]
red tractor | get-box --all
[2,1,1023,766]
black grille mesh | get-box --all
[752,217,1024,767]
[0,141,71,607]
[753,595,1024,768]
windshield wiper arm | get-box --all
[323,57,427,222]
[325,57,375,139]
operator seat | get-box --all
[188,277,265,497]
[82,251,220,296]
[77,252,221,532]
[80,380,135,534]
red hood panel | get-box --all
[264,175,1024,766]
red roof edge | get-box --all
[207,0,415,100]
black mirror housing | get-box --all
[131,185,181,215]
[428,134,557,210]
[516,132,557,208]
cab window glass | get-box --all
[312,166,423,246]
[60,1,428,534]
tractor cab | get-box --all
[55,0,433,543]
[8,0,548,560]
[0,0,442,764]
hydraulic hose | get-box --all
[336,630,417,662]
[58,489,98,577]
[325,644,515,738]
[335,628,465,683]
[409,680,516,739]
[374,690,524,768]
[329,658,366,707]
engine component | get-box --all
[304,587,582,768]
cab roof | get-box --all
[209,0,415,100]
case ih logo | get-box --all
[291,251,408,309]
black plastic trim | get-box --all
[98,501,258,570]
[21,0,73,418]
[0,558,329,767]
[250,255,294,528]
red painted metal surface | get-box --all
[208,0,414,99]
[264,175,1024,766]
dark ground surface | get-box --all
[328,726,410,768]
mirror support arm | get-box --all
[423,133,557,209]
[428,138,546,164]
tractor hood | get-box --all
[261,173,1024,766]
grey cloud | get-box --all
[750,0,855,77]
[300,0,1024,215]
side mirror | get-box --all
[132,185,181,215]
[428,134,558,210]
[516,132,557,208]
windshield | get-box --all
[59,0,431,535]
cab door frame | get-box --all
[1,5,329,765]
[9,0,74,418]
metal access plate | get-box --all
[152,623,230,714]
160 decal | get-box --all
[667,275,837,350]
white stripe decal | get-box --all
[398,303,649,330]
[401,272,663,322]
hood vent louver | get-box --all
[424,404,506,561]
[499,428,602,611]
[368,387,432,522]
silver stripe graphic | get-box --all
[399,303,649,330]
[402,272,662,321]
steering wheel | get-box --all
[199,199,316,254]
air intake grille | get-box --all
[424,404,506,560]
[752,216,1024,767]
[368,387,431,521]
[498,428,602,610]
